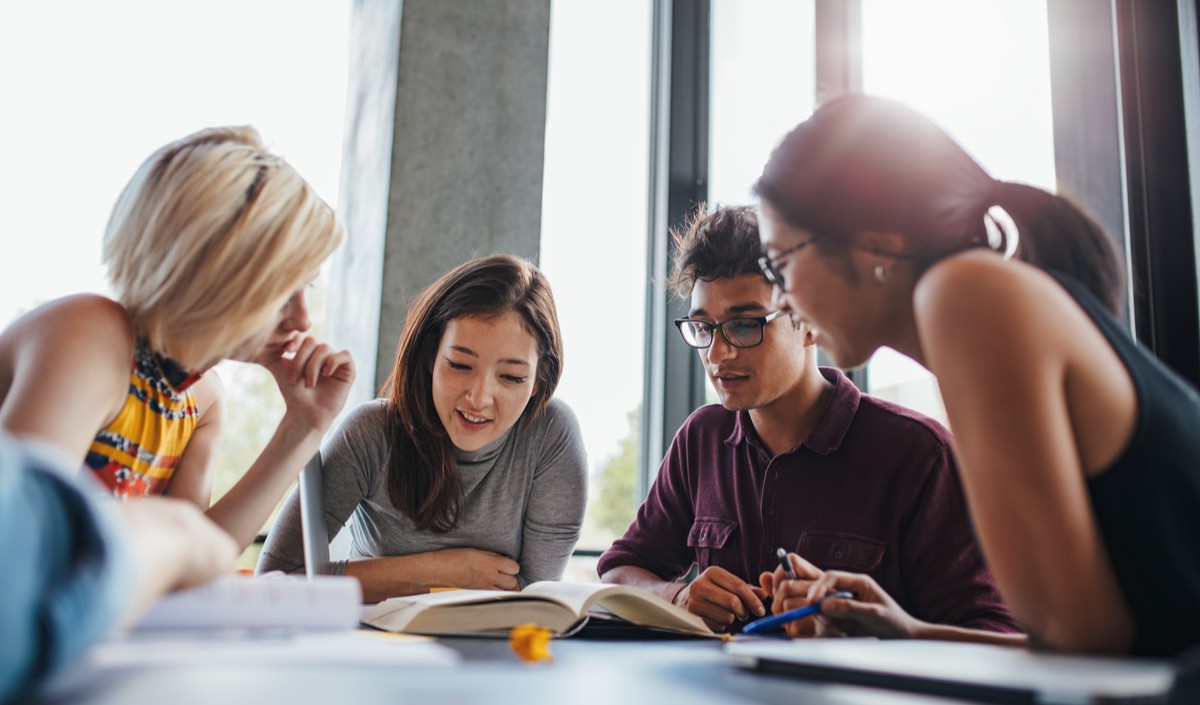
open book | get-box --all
[361,581,718,638]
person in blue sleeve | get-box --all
[0,433,236,703]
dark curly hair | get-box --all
[666,203,765,301]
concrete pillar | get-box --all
[330,0,553,403]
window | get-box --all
[540,0,654,580]
[0,0,350,568]
[860,0,1057,424]
[709,0,817,207]
[705,0,817,404]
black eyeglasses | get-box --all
[674,310,788,349]
[757,235,823,292]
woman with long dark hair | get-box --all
[758,94,1199,656]
[259,254,587,603]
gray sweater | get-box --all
[257,397,588,585]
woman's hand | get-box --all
[258,335,355,434]
[116,497,239,628]
[435,547,521,591]
[795,570,923,639]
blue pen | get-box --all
[741,591,855,635]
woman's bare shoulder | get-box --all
[2,294,136,373]
[0,295,138,446]
[914,251,1073,337]
[6,294,132,340]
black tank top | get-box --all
[1053,273,1200,657]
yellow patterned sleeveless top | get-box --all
[86,338,202,497]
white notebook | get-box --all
[134,574,362,632]
[726,639,1180,705]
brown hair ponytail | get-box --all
[991,181,1124,316]
[755,95,1124,316]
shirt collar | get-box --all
[725,367,860,456]
[454,421,516,464]
[137,338,202,394]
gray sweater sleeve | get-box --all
[515,398,588,586]
[257,398,587,587]
[256,401,388,576]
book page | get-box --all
[362,591,578,635]
[362,582,717,637]
[521,580,622,614]
[523,582,715,637]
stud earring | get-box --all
[874,264,892,283]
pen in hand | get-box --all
[741,591,856,635]
[776,547,798,581]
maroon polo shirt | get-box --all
[598,367,1019,632]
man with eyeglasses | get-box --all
[597,204,1018,637]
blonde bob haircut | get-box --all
[102,126,344,371]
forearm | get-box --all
[114,498,239,628]
[601,565,686,604]
[517,515,584,585]
[911,620,1030,647]
[344,553,460,603]
[205,412,324,551]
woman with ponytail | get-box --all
[757,95,1199,657]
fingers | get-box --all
[491,556,518,589]
[788,552,823,579]
[267,336,355,389]
[807,570,874,603]
[683,568,767,629]
[152,498,238,589]
[759,571,776,596]
[319,349,356,383]
[770,554,829,637]
[708,566,768,618]
[803,571,916,639]
[773,578,819,614]
[493,573,519,591]
[769,552,825,611]
[296,339,341,388]
[291,337,322,386]
[462,549,520,590]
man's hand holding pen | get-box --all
[759,551,828,637]
[674,566,769,633]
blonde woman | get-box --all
[0,126,355,553]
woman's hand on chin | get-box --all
[259,335,356,434]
